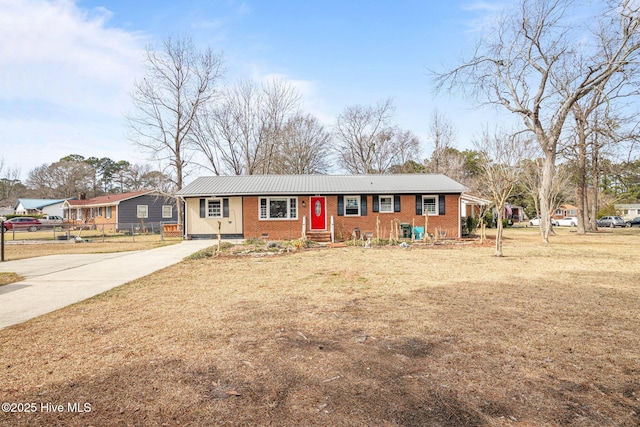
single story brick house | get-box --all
[176,174,468,242]
[62,190,177,232]
[553,204,578,219]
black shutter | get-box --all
[337,195,344,216]
[439,195,446,215]
[372,195,379,212]
[361,195,367,216]
[223,198,229,218]
[415,195,423,215]
[199,199,206,218]
[394,195,401,212]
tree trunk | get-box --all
[495,207,504,257]
[590,139,600,231]
[175,147,184,234]
[576,134,587,235]
[538,150,556,243]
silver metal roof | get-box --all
[177,174,467,197]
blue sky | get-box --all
[1,0,507,181]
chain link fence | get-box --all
[1,222,183,242]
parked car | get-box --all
[529,216,559,227]
[556,216,578,227]
[625,216,640,227]
[40,214,64,226]
[2,217,43,232]
[597,216,626,228]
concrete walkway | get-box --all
[0,240,214,330]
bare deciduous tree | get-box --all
[426,110,457,174]
[26,159,94,198]
[390,130,422,172]
[334,99,420,173]
[436,0,640,243]
[270,113,332,174]
[475,129,532,256]
[0,162,22,202]
[192,79,301,175]
[127,35,224,225]
[258,80,302,174]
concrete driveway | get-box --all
[0,240,214,330]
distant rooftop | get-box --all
[65,191,152,206]
[15,198,68,210]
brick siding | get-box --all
[241,194,460,241]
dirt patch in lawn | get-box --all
[1,228,639,426]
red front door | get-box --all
[310,197,326,230]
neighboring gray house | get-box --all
[615,203,640,220]
[14,198,70,216]
[63,191,177,231]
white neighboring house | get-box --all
[13,199,70,217]
[615,203,640,221]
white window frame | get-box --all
[422,195,439,216]
[379,195,393,213]
[105,206,112,219]
[345,196,361,216]
[207,199,222,218]
[137,205,149,219]
[259,197,298,220]
[162,205,173,219]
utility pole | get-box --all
[1,220,5,262]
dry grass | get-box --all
[1,236,181,261]
[0,273,22,286]
[0,227,639,426]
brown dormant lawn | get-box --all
[1,235,180,262]
[1,228,638,426]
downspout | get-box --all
[458,194,462,239]
[177,195,187,239]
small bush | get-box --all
[466,216,478,234]
[244,237,263,245]
[482,211,495,228]
[186,247,216,260]
[186,242,233,260]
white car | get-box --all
[556,216,578,227]
[529,216,559,227]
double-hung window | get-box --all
[259,197,298,220]
[379,195,393,213]
[345,196,360,216]
[207,199,222,218]
[422,196,438,216]
[137,205,149,219]
[162,205,173,218]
